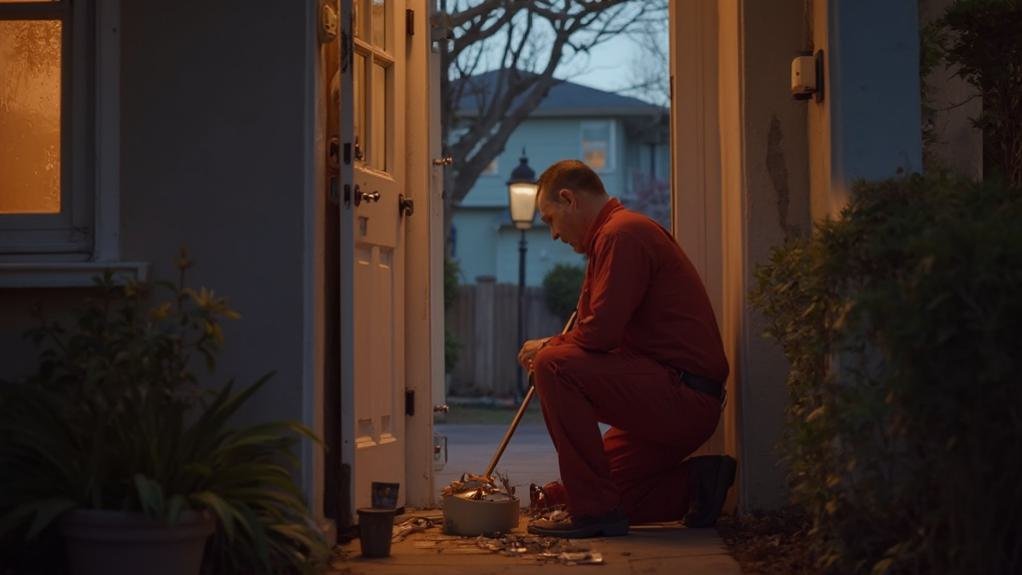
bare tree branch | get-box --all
[440,0,655,235]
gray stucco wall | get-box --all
[827,0,923,189]
[0,2,313,431]
[118,0,310,425]
[738,0,812,511]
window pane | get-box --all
[370,61,387,171]
[371,0,386,48]
[353,53,366,162]
[0,19,62,215]
[581,122,611,172]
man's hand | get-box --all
[517,337,552,371]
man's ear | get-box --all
[558,188,575,206]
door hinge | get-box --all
[406,9,414,36]
[343,142,351,165]
[398,193,414,217]
[343,184,351,207]
[405,389,415,416]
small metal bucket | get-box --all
[442,491,520,536]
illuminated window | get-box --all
[0,0,101,259]
[580,120,615,173]
[0,18,61,214]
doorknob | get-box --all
[353,185,381,206]
[432,155,453,166]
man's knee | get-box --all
[533,344,587,386]
[533,344,571,374]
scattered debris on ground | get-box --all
[717,507,815,575]
[365,472,606,566]
[402,530,603,565]
[441,471,516,500]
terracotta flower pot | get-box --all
[61,509,214,575]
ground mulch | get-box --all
[717,507,817,575]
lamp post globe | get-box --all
[507,151,539,230]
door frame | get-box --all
[401,0,444,508]
[669,0,744,510]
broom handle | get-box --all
[483,310,577,479]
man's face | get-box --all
[538,188,587,254]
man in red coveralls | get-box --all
[519,160,737,538]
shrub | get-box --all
[444,258,462,374]
[0,253,328,574]
[934,0,1022,185]
[542,263,584,322]
[750,173,1022,574]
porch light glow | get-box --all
[507,150,538,230]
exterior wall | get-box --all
[737,0,811,510]
[450,209,499,280]
[119,1,313,431]
[671,0,817,513]
[0,0,320,507]
[460,117,628,208]
[493,224,584,286]
[455,115,657,286]
[449,208,583,286]
[808,0,833,222]
[814,0,923,216]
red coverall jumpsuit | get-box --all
[532,198,728,523]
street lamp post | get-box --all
[507,149,539,397]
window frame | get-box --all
[579,119,616,174]
[0,0,99,261]
[0,0,136,286]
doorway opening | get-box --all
[436,1,673,504]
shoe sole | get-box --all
[686,455,737,528]
[527,522,629,538]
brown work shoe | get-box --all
[527,508,629,538]
[683,455,737,528]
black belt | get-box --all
[677,370,724,402]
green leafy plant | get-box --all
[542,263,584,322]
[934,0,1022,185]
[0,250,329,574]
[750,173,1022,574]
[444,258,462,374]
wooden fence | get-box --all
[445,277,566,397]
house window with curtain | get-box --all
[0,0,93,260]
[580,120,615,173]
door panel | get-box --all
[340,0,406,514]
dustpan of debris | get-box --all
[442,472,520,536]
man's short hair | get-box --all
[537,159,607,204]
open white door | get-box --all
[339,0,408,514]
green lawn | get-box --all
[435,402,546,425]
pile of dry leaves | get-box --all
[716,507,816,575]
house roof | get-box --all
[454,70,665,118]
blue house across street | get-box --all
[450,75,670,287]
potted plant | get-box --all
[0,251,329,575]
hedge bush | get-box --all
[750,173,1022,574]
[542,263,584,322]
[444,258,461,374]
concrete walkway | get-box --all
[333,423,742,574]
